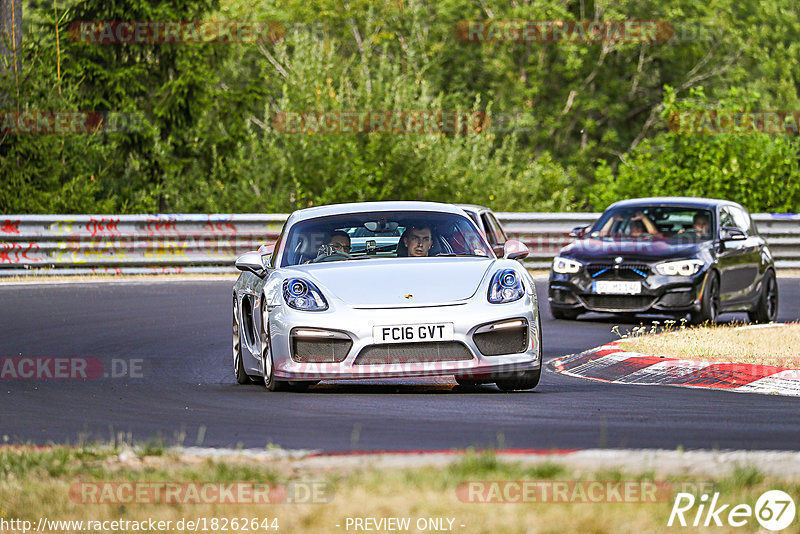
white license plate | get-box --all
[593,281,642,294]
[373,323,454,344]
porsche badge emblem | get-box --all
[404,294,413,300]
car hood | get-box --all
[561,238,709,263]
[286,257,495,307]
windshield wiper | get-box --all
[435,253,488,257]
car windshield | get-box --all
[589,206,714,242]
[279,210,493,267]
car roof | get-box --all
[287,201,467,224]
[454,204,491,214]
[606,197,745,210]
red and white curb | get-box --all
[552,325,800,397]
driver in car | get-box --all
[403,225,433,257]
[678,213,711,237]
[312,230,351,261]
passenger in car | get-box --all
[630,211,658,235]
[398,225,433,257]
[599,211,657,237]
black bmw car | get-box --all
[548,197,778,324]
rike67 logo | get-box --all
[668,490,796,531]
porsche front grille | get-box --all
[354,342,473,365]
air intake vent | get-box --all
[582,295,655,311]
[473,321,528,356]
[354,342,473,365]
[292,338,352,363]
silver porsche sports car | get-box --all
[232,201,542,391]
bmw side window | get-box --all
[730,207,751,235]
[719,208,735,231]
[488,213,508,243]
[481,213,498,244]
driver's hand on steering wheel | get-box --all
[312,243,351,262]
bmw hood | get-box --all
[561,238,708,262]
[287,257,495,307]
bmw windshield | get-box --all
[589,206,714,243]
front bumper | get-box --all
[267,294,541,380]
[549,269,707,314]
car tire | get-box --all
[691,271,720,325]
[550,306,582,320]
[494,367,541,392]
[748,269,778,324]
[233,299,256,385]
[259,303,288,392]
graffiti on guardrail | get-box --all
[2,214,798,274]
[5,243,39,263]
[144,216,180,235]
[2,220,20,234]
[86,217,121,237]
[204,221,238,233]
[0,243,42,264]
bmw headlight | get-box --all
[488,269,525,304]
[552,256,582,274]
[654,259,704,276]
[282,278,328,311]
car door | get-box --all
[716,206,752,304]
[729,205,762,301]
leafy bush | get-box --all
[589,87,800,212]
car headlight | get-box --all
[282,278,328,311]
[552,256,582,274]
[488,269,525,304]
[654,259,704,276]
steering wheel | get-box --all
[310,244,351,263]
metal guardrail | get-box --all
[1,212,798,276]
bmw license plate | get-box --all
[373,323,455,344]
[593,281,642,294]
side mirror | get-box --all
[491,243,505,257]
[503,239,529,260]
[721,227,746,241]
[235,251,268,276]
[569,225,589,238]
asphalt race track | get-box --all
[1,279,799,452]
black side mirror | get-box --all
[569,225,589,238]
[721,227,746,241]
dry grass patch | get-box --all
[2,446,799,533]
[616,323,800,368]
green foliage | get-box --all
[2,0,799,214]
[172,25,578,212]
[589,87,800,212]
